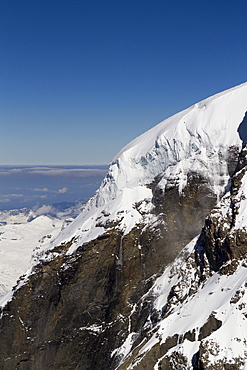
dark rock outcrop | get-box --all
[195,165,247,276]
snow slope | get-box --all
[51,82,247,254]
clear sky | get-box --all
[1,0,247,165]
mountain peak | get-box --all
[114,81,247,161]
[51,82,247,254]
[1,82,247,369]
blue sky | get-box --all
[0,165,107,209]
[1,0,247,165]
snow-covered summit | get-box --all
[52,82,247,253]
[50,82,247,253]
[114,81,247,162]
[109,81,247,188]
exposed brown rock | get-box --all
[198,314,222,341]
[195,166,247,275]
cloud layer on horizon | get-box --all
[0,165,107,210]
[0,165,108,177]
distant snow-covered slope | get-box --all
[0,208,74,297]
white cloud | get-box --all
[39,195,48,199]
[30,168,107,177]
[0,166,107,177]
[33,187,49,192]
[30,187,68,194]
[33,204,55,216]
[58,187,68,194]
[0,193,24,199]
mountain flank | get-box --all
[1,82,247,369]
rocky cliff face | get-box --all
[1,83,247,369]
[117,149,247,370]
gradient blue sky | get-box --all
[1,0,247,165]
